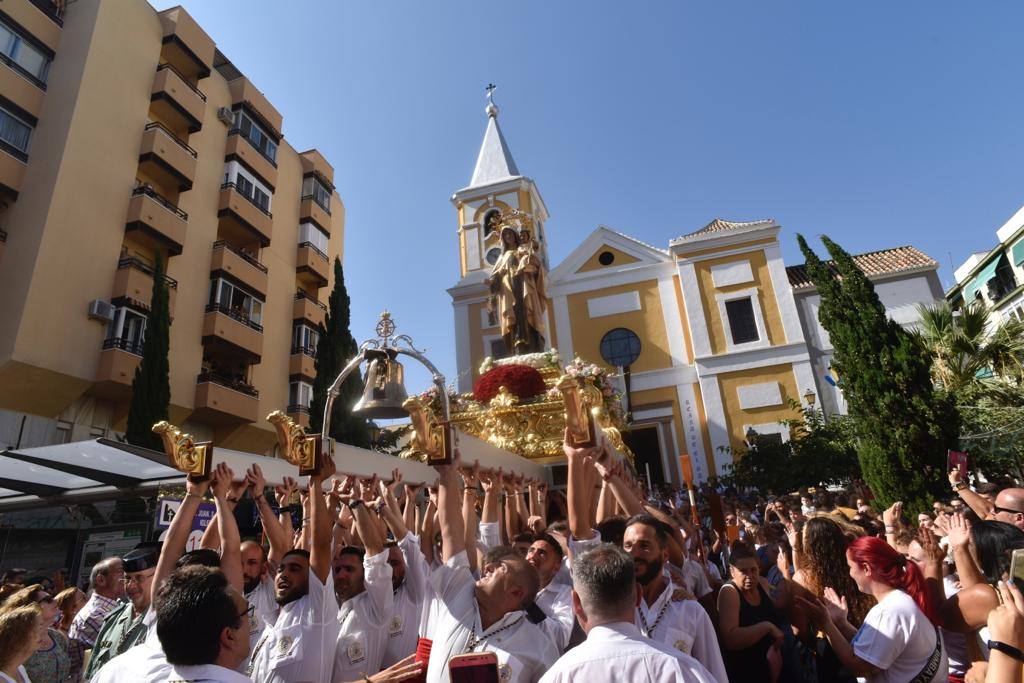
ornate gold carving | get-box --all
[495,209,534,233]
[267,411,323,475]
[402,395,451,464]
[151,421,212,481]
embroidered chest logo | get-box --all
[274,635,295,659]
[498,662,512,681]
[388,615,404,637]
[347,640,366,664]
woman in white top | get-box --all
[0,604,47,683]
[797,535,947,683]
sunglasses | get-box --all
[35,594,53,604]
[993,505,1024,516]
[238,604,255,620]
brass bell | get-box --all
[352,349,409,419]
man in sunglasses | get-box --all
[949,469,1024,531]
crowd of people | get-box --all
[0,434,1022,683]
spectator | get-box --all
[538,543,715,683]
[798,536,947,682]
[53,588,85,636]
[67,558,123,653]
[1,584,71,683]
[0,605,46,683]
[1,569,26,587]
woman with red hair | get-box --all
[798,535,947,682]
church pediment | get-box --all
[551,226,670,281]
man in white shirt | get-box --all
[540,543,716,683]
[332,496,394,683]
[249,460,339,683]
[422,451,558,683]
[526,533,575,653]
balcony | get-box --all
[289,345,317,380]
[225,132,277,190]
[95,338,143,389]
[299,196,331,233]
[0,54,45,119]
[293,291,326,329]
[202,304,263,362]
[7,1,60,52]
[124,186,188,256]
[218,182,272,246]
[300,149,335,188]
[112,257,179,314]
[210,241,268,296]
[227,78,282,142]
[151,63,206,134]
[296,242,329,288]
[0,143,27,198]
[194,372,259,424]
[138,122,197,192]
[158,7,214,80]
[287,404,310,430]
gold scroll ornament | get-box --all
[556,376,601,449]
[152,421,213,482]
[267,411,325,476]
[402,395,452,465]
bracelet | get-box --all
[952,482,968,492]
[988,640,1024,662]
[347,499,364,510]
[884,526,896,532]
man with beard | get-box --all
[331,484,394,683]
[375,472,428,669]
[249,457,339,683]
[421,449,558,683]
[623,515,727,683]
[526,533,575,653]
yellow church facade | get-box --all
[448,100,943,485]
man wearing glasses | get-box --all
[83,543,159,679]
[949,469,1024,531]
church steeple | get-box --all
[469,88,520,188]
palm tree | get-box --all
[914,301,1024,401]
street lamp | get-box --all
[803,388,816,406]
[321,311,456,463]
[745,427,758,448]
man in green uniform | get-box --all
[83,543,160,680]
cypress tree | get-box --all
[796,235,959,512]
[309,258,370,447]
[125,254,171,451]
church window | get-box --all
[725,298,759,344]
[598,251,615,266]
[485,247,501,265]
[599,328,641,368]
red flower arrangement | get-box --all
[473,364,546,404]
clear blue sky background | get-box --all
[154,1,1024,392]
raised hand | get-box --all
[460,460,481,490]
[882,501,903,528]
[917,526,946,564]
[210,463,235,500]
[948,467,965,486]
[386,468,404,497]
[275,476,298,509]
[822,587,849,623]
[946,512,971,549]
[246,463,267,497]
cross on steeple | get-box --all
[485,83,497,103]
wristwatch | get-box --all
[988,640,1024,662]
[952,482,968,492]
[347,499,364,510]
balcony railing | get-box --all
[131,184,189,220]
[28,0,63,26]
[212,240,268,273]
[294,289,327,311]
[227,128,278,168]
[102,337,144,356]
[0,51,46,90]
[197,371,259,398]
[144,121,197,159]
[205,303,264,333]
[118,256,179,288]
[298,241,328,261]
[287,403,310,415]
[291,344,317,358]
[0,138,28,163]
[156,62,207,101]
[300,193,331,215]
[220,181,272,218]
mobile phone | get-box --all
[725,523,740,542]
[947,450,969,482]
[1011,548,1024,593]
[449,652,499,683]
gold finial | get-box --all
[376,311,396,342]
[151,421,212,481]
[267,410,323,476]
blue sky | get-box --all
[154,1,1024,391]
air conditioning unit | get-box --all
[88,299,116,323]
[217,107,234,125]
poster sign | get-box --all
[76,525,145,588]
[155,497,217,552]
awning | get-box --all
[1012,240,1024,266]
[965,258,1001,302]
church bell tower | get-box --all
[448,87,551,391]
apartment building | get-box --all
[0,0,344,454]
[947,204,1024,324]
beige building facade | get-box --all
[0,1,343,454]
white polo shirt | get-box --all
[161,663,252,682]
[535,580,575,653]
[332,548,394,682]
[245,577,279,655]
[381,532,429,668]
[90,635,170,683]
[248,570,339,683]
[423,551,559,683]
[636,578,727,683]
[538,621,717,683]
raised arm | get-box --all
[154,473,212,590]
[210,464,243,592]
[949,469,993,519]
[378,469,411,541]
[249,467,292,569]
[565,429,602,541]
[199,478,247,551]
[308,456,336,583]
[437,450,466,562]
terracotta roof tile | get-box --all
[676,218,776,241]
[786,245,937,290]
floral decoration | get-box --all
[473,364,547,404]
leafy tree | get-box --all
[796,235,959,512]
[125,254,171,451]
[309,258,370,448]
